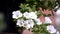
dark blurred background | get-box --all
[0,0,25,33]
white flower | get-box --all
[47,25,56,33]
[24,19,34,29]
[35,18,42,25]
[12,10,22,19]
[24,23,31,29]
[56,31,60,34]
[56,8,60,16]
[23,20,30,29]
[26,25,31,29]
[45,17,52,24]
[28,19,34,28]
[16,19,24,27]
[23,12,37,19]
[23,12,31,19]
[29,12,37,19]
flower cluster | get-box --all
[16,19,34,29]
[12,10,42,29]
[12,10,37,19]
[12,10,59,34]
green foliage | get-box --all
[26,0,57,10]
[32,24,50,34]
[17,27,25,32]
[36,11,41,18]
[20,3,37,13]
[56,0,60,7]
[32,19,51,34]
[20,4,30,13]
[43,14,52,17]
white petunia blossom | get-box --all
[23,12,37,19]
[24,20,31,29]
[35,18,42,25]
[28,19,34,28]
[23,12,31,19]
[12,10,22,19]
[29,12,37,19]
[47,25,56,33]
[24,23,31,29]
[25,25,31,29]
[56,8,60,16]
[45,17,52,24]
[16,19,24,27]
[56,31,60,34]
[24,19,34,29]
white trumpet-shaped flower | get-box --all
[23,12,31,19]
[47,25,56,33]
[16,19,24,27]
[28,19,34,28]
[45,17,52,24]
[12,10,22,19]
[35,18,42,25]
[29,12,37,19]
[24,19,34,29]
[24,23,31,29]
[23,12,37,19]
